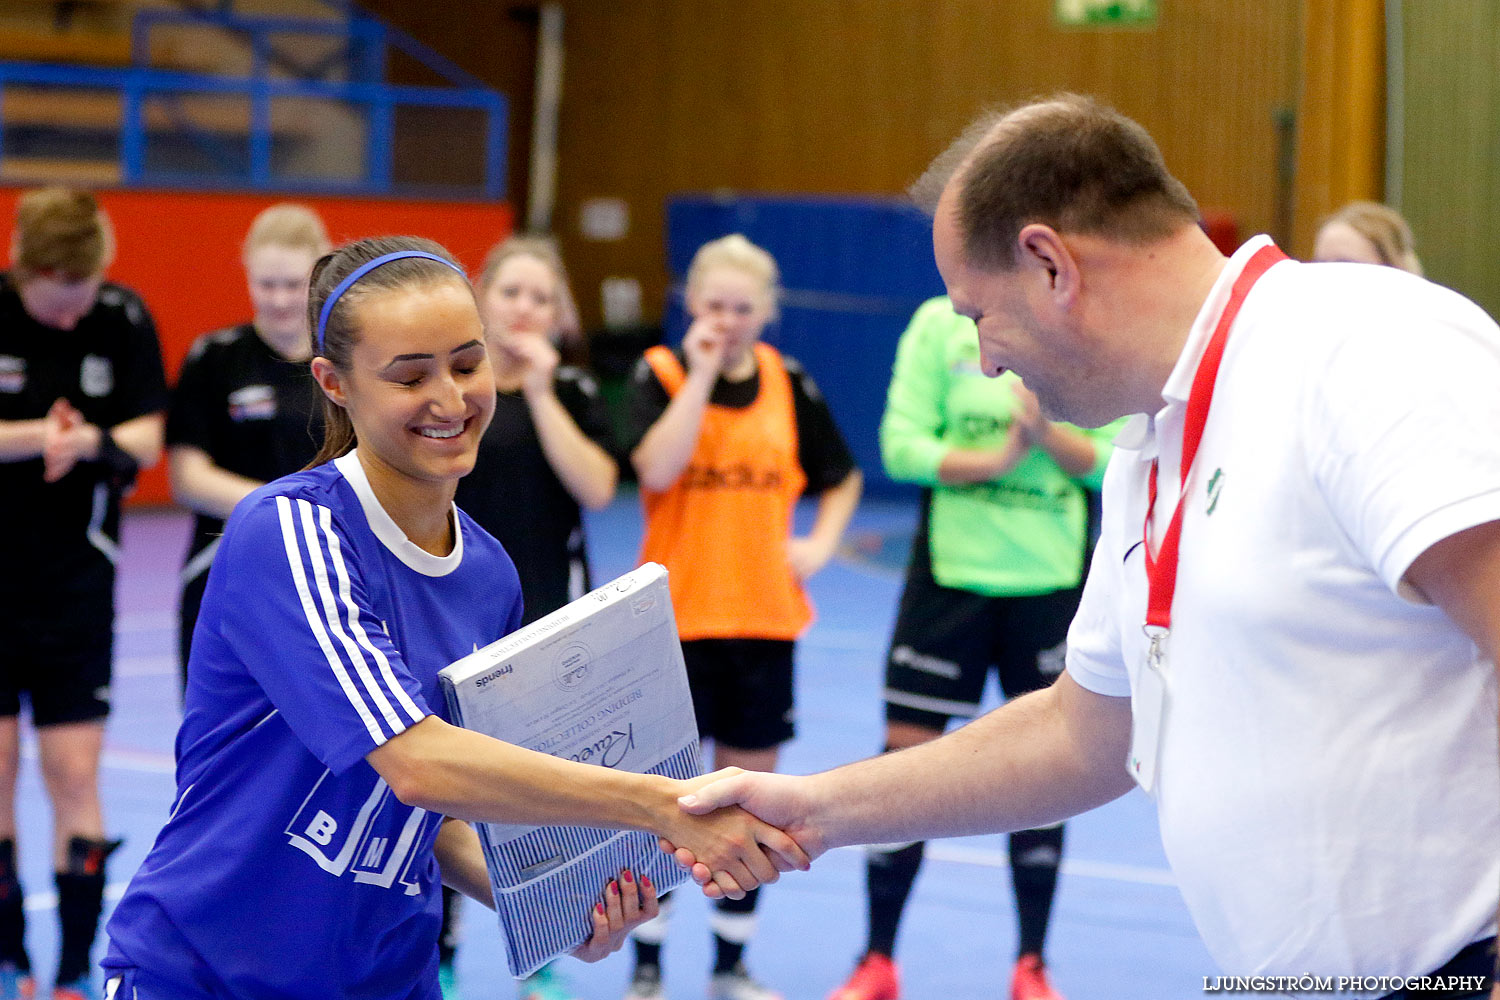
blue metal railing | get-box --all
[130,6,494,91]
[0,3,507,199]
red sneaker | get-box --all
[827,952,899,1000]
[1010,954,1064,1000]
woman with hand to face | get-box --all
[101,236,805,1000]
[448,240,617,997]
[457,236,616,626]
[622,234,863,1000]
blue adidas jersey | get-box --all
[104,452,522,998]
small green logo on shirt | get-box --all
[1206,468,1225,514]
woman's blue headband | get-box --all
[315,250,467,352]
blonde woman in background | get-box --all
[622,234,863,1000]
[167,203,331,691]
[1312,200,1423,274]
[449,235,618,1000]
[456,234,615,626]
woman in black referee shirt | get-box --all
[166,204,330,689]
[449,234,619,1000]
[0,187,167,999]
[456,235,618,623]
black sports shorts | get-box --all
[882,560,1079,731]
[681,638,795,751]
[1,604,113,726]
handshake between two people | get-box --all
[655,767,825,901]
[566,767,827,962]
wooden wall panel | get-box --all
[1399,0,1500,318]
[359,0,539,213]
[342,3,1304,329]
[1292,0,1385,255]
[552,0,1302,329]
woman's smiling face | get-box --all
[323,279,496,489]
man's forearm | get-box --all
[805,673,1135,849]
[0,419,48,462]
[1381,520,1500,1000]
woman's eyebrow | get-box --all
[381,341,484,370]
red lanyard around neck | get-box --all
[1143,243,1288,633]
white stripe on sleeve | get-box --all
[296,499,405,736]
[317,503,426,727]
[275,496,386,746]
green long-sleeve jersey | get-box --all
[879,296,1125,596]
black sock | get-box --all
[631,888,672,974]
[0,839,27,971]
[56,836,121,984]
[1009,825,1063,959]
[865,840,924,957]
[632,940,662,972]
[439,885,460,965]
[55,871,103,983]
[711,887,759,973]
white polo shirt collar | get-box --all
[334,449,464,577]
[1111,235,1277,457]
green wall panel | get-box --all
[1399,0,1500,318]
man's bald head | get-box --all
[911,94,1201,270]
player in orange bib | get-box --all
[623,234,863,1000]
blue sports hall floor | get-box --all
[14,491,1216,998]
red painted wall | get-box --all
[0,187,513,504]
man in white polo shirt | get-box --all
[669,94,1499,998]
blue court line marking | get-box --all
[114,613,176,635]
[113,656,175,678]
[798,628,887,652]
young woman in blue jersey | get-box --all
[101,236,807,1000]
[447,236,618,1000]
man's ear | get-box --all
[1016,224,1080,309]
[310,357,349,409]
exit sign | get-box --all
[1055,0,1159,27]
